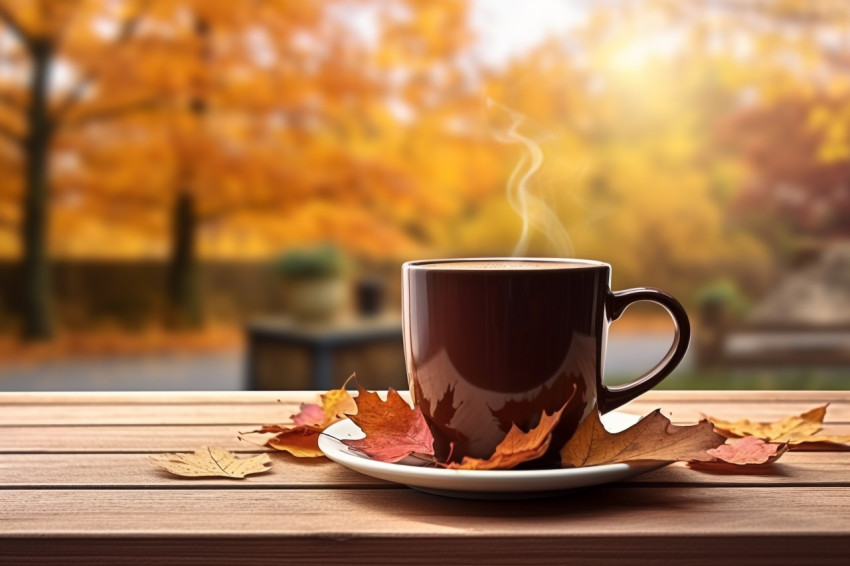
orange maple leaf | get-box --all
[267,426,325,458]
[341,384,435,463]
[447,400,571,470]
[242,375,357,458]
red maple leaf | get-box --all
[241,375,357,458]
[341,384,435,463]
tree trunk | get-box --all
[21,40,54,340]
[167,192,202,328]
[164,16,209,330]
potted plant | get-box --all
[272,244,349,322]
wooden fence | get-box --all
[0,260,401,331]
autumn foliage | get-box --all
[241,374,357,458]
[156,381,850,482]
[342,385,435,463]
[3,0,850,338]
[250,378,730,470]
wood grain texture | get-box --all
[4,487,850,536]
[3,390,846,404]
[2,535,848,566]
[0,391,322,404]
[0,452,392,488]
[621,399,850,423]
[0,400,304,426]
[1,390,849,565]
[0,425,258,453]
[3,391,848,425]
[1,452,849,488]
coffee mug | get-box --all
[402,258,690,462]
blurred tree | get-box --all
[724,96,850,245]
[469,11,772,299]
[663,0,850,258]
[10,0,841,337]
[0,0,486,335]
[0,0,158,338]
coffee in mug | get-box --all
[402,258,690,463]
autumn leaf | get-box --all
[319,380,359,424]
[699,436,788,466]
[150,446,271,479]
[241,375,357,457]
[341,384,435,463]
[560,409,726,467]
[447,402,570,470]
[267,426,326,458]
[708,404,850,448]
[291,403,324,427]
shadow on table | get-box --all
[336,482,690,524]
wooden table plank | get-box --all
[2,534,848,566]
[3,422,848,455]
[3,390,847,405]
[0,391,321,404]
[1,451,849,488]
[2,391,849,425]
[0,425,257,453]
[3,487,849,537]
[0,401,304,426]
[622,398,850,423]
[2,390,849,566]
[0,452,393,488]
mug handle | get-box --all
[598,287,691,414]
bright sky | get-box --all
[470,0,591,67]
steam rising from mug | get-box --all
[487,99,574,258]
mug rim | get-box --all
[403,257,611,270]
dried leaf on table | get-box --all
[320,382,359,423]
[267,425,325,458]
[341,384,435,463]
[707,404,850,448]
[687,436,789,472]
[706,436,788,465]
[560,409,726,467]
[150,446,271,479]
[291,403,324,426]
[241,374,357,458]
[447,397,573,470]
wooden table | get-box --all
[246,316,405,390]
[2,390,849,565]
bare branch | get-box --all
[200,197,300,223]
[51,0,152,125]
[51,72,94,123]
[0,90,22,111]
[0,2,31,47]
[0,120,23,146]
[59,97,163,130]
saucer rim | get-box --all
[317,413,670,494]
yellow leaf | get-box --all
[150,446,271,479]
[560,409,726,467]
[708,405,850,447]
[320,374,358,425]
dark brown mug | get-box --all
[402,258,690,462]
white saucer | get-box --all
[317,412,669,499]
